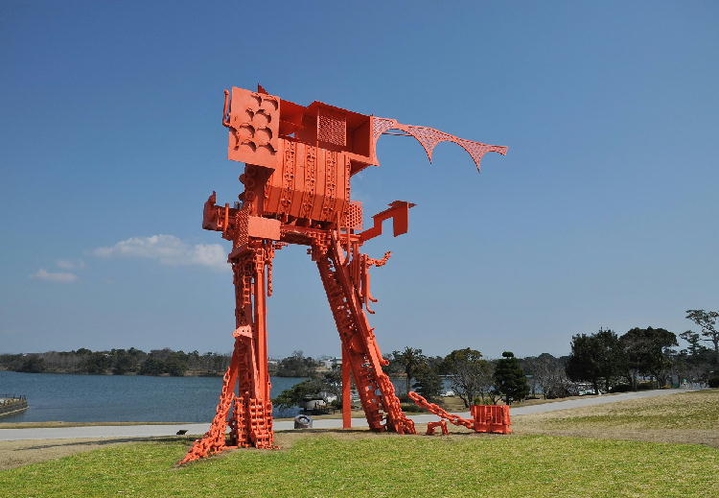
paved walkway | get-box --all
[0,389,695,442]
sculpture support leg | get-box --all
[314,236,415,435]
[342,344,352,429]
[235,244,274,448]
[179,243,275,464]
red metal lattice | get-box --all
[373,118,508,171]
[318,110,347,146]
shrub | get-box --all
[400,402,424,413]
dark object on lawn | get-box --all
[294,415,312,429]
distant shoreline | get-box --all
[0,368,310,379]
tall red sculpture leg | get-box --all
[180,243,275,464]
[313,232,414,434]
[341,344,352,429]
[232,243,275,449]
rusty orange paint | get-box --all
[426,420,449,436]
[180,86,507,464]
[409,391,512,435]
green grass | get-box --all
[2,434,717,497]
[516,390,719,433]
[2,391,718,497]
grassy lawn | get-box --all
[513,389,719,448]
[1,390,717,497]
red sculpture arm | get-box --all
[372,117,508,171]
[359,200,416,243]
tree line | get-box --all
[0,348,231,377]
[563,309,719,395]
[275,308,719,411]
[3,308,716,403]
[0,348,325,378]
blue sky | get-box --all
[1,1,717,360]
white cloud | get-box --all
[56,259,86,270]
[191,243,228,269]
[92,234,227,271]
[31,269,78,283]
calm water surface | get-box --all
[0,371,305,423]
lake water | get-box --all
[0,371,306,423]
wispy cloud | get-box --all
[92,234,227,271]
[31,269,78,283]
[56,259,86,270]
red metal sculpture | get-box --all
[180,86,507,464]
[408,391,512,435]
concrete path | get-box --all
[510,387,690,415]
[0,388,697,442]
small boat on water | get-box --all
[0,394,28,417]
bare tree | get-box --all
[443,348,495,406]
[524,353,571,399]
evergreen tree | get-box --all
[391,347,426,397]
[273,371,341,410]
[18,355,46,373]
[566,329,626,394]
[620,327,677,388]
[275,351,318,377]
[493,351,529,405]
[412,363,443,402]
[83,352,111,374]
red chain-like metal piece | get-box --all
[408,391,512,435]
